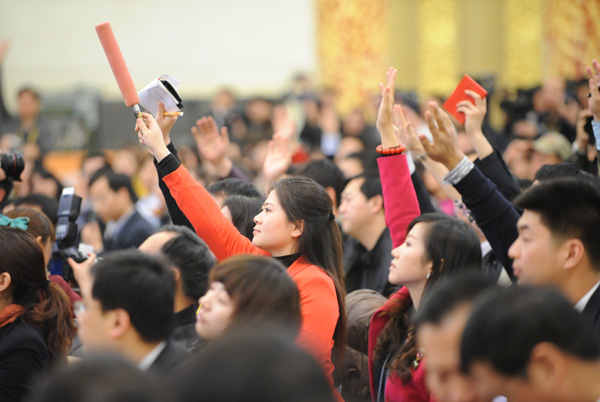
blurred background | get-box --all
[0,0,599,183]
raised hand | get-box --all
[393,104,424,156]
[457,90,486,136]
[456,90,493,159]
[419,102,465,170]
[376,67,400,148]
[271,105,296,142]
[136,112,170,161]
[155,102,178,145]
[587,59,600,121]
[191,116,233,177]
[263,135,292,181]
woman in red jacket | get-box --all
[369,68,483,402]
[136,113,346,399]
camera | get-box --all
[53,187,88,282]
[0,151,25,208]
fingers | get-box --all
[220,126,229,144]
[157,101,165,116]
[425,106,441,141]
[418,133,433,154]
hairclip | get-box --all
[0,214,30,230]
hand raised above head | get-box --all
[587,59,600,121]
[393,104,424,156]
[136,112,170,162]
[419,102,465,170]
[192,116,230,166]
[457,90,486,136]
[155,102,178,144]
[376,67,402,149]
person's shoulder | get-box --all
[0,318,47,356]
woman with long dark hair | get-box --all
[0,227,76,401]
[136,113,346,398]
[368,68,483,402]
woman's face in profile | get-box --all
[195,282,234,340]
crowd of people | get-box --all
[2,30,600,401]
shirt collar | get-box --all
[138,341,167,371]
[574,280,600,313]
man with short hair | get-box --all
[84,168,154,253]
[339,170,394,296]
[509,176,600,340]
[77,249,188,376]
[460,286,600,402]
[139,225,216,350]
[414,273,499,402]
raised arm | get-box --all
[587,59,600,175]
[458,90,521,200]
[375,67,420,247]
[137,112,264,261]
[419,102,519,277]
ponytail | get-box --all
[22,282,76,358]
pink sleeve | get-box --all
[377,154,421,248]
[162,165,268,261]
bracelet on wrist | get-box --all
[376,144,406,156]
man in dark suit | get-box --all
[77,249,188,376]
[508,176,600,342]
[83,168,154,253]
[460,286,600,402]
[339,170,394,296]
[139,225,216,351]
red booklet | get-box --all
[443,74,488,124]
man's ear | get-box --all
[171,267,181,284]
[108,308,132,340]
[291,220,304,239]
[561,238,585,271]
[0,272,12,292]
[368,194,384,214]
[117,187,131,203]
[527,342,564,392]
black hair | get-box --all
[222,195,264,240]
[300,159,345,207]
[534,162,593,182]
[88,167,138,203]
[29,353,164,402]
[270,175,346,366]
[413,272,497,328]
[90,250,175,343]
[15,193,58,224]
[174,331,334,402]
[32,166,64,201]
[376,213,482,383]
[206,178,262,200]
[514,176,600,269]
[460,286,600,377]
[158,225,216,300]
[352,169,383,205]
[17,86,40,101]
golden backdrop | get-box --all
[316,0,600,116]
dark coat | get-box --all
[0,317,49,402]
[103,210,154,252]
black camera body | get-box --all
[0,151,25,208]
[53,188,87,282]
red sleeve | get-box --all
[289,262,339,389]
[378,154,421,248]
[162,165,269,261]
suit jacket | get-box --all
[147,341,189,378]
[103,209,154,252]
[582,284,600,344]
